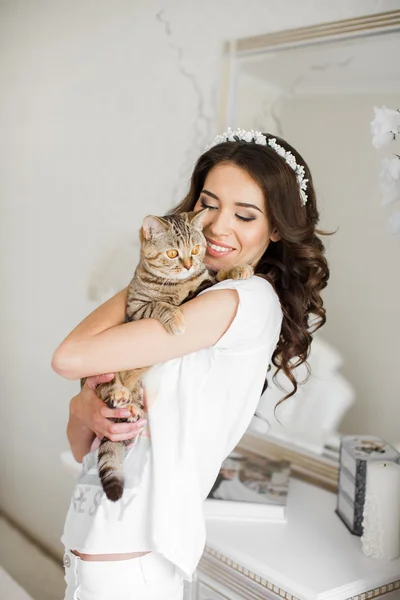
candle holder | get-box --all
[336,435,400,535]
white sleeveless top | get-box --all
[61,276,283,581]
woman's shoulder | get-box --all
[198,274,282,349]
[201,274,281,309]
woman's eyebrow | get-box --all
[235,202,263,214]
[202,189,219,200]
[202,189,264,214]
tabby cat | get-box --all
[83,209,253,501]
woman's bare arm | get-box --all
[68,397,97,463]
[65,287,129,339]
[51,288,238,380]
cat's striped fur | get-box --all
[82,209,253,502]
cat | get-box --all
[82,208,253,501]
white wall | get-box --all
[1,0,398,559]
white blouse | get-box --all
[62,275,283,582]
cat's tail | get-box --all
[98,439,126,502]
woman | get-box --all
[52,129,329,600]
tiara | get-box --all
[205,128,308,206]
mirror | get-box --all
[221,12,400,490]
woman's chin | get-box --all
[205,257,235,272]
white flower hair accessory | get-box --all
[205,127,309,206]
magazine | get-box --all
[204,449,291,522]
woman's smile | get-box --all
[205,237,236,257]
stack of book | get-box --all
[204,449,291,522]
[239,431,340,492]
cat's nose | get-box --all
[182,259,192,270]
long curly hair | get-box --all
[168,133,332,405]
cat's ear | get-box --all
[141,216,168,240]
[190,208,209,231]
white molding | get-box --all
[223,11,400,56]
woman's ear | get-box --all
[270,229,281,242]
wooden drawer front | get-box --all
[198,548,300,600]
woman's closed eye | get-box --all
[200,198,256,223]
[200,198,217,211]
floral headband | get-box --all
[205,128,309,206]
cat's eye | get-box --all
[166,249,179,259]
[191,245,200,255]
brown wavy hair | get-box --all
[168,133,332,406]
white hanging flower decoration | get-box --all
[205,128,308,206]
[370,106,400,238]
[371,106,400,149]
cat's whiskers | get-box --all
[158,272,176,291]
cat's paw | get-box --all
[229,264,254,280]
[127,387,146,422]
[163,309,186,335]
[216,264,254,282]
[127,403,145,422]
[109,385,132,408]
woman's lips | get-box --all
[206,238,235,257]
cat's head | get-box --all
[139,209,209,280]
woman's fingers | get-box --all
[99,405,132,419]
[106,420,147,435]
[106,429,145,443]
[84,373,115,390]
[100,421,147,442]
[95,413,147,438]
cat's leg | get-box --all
[127,299,186,335]
[95,374,127,409]
[119,368,149,422]
[151,301,186,335]
[216,264,254,282]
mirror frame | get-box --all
[219,9,400,129]
[221,10,400,492]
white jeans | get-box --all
[63,550,184,600]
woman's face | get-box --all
[193,162,279,271]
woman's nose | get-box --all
[208,209,232,236]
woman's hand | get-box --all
[70,373,147,443]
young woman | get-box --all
[52,129,329,600]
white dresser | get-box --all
[185,478,400,600]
